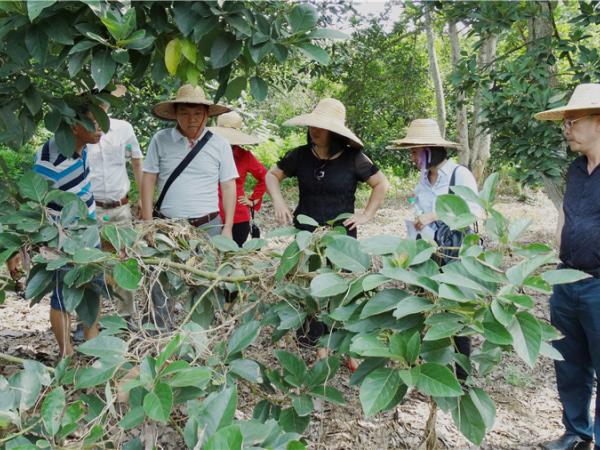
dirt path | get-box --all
[0,191,567,449]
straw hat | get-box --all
[283,98,363,149]
[207,111,260,146]
[535,83,600,121]
[387,119,460,149]
[153,84,231,120]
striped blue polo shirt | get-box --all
[33,139,97,219]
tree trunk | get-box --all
[425,9,446,136]
[470,34,498,183]
[448,21,470,167]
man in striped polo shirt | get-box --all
[33,106,103,357]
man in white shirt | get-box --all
[87,99,142,320]
[141,84,237,238]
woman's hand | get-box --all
[343,213,371,230]
[414,212,437,231]
[238,196,254,207]
[274,201,293,224]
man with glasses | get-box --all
[536,83,600,450]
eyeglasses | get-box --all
[314,162,326,181]
[562,114,600,130]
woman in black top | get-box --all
[266,98,389,237]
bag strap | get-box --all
[448,164,462,192]
[155,131,213,212]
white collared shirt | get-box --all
[143,127,238,219]
[88,118,142,202]
[414,159,482,216]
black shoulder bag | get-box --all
[433,165,477,265]
[153,131,213,218]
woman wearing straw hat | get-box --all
[208,111,267,247]
[265,98,389,237]
[389,118,481,381]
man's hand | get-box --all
[274,201,293,224]
[414,212,437,231]
[238,196,254,207]
[221,225,233,240]
[343,213,371,231]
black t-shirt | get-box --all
[277,144,379,232]
[560,155,600,271]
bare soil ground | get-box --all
[0,191,571,449]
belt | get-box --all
[188,212,219,227]
[558,263,600,278]
[96,196,128,209]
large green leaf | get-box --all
[275,241,300,281]
[210,33,243,69]
[451,392,486,445]
[27,0,57,21]
[75,288,100,328]
[75,361,118,389]
[119,406,145,430]
[415,363,463,397]
[287,3,318,33]
[113,258,142,290]
[250,76,268,102]
[309,385,345,405]
[169,367,211,389]
[291,394,313,417]
[278,408,310,434]
[435,194,476,230]
[41,387,65,437]
[204,424,243,450]
[359,235,403,255]
[359,368,401,417]
[310,273,348,297]
[227,320,261,356]
[275,350,307,381]
[143,382,173,424]
[229,359,262,384]
[196,387,238,442]
[325,236,371,272]
[349,334,392,358]
[393,296,434,320]
[73,248,107,264]
[360,289,411,319]
[297,43,329,65]
[78,335,127,361]
[508,311,542,367]
[18,171,48,202]
[25,266,53,300]
[541,269,590,285]
[91,48,116,91]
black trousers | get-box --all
[232,221,250,247]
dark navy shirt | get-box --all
[560,156,600,271]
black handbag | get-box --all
[250,205,260,238]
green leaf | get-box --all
[360,235,403,255]
[196,387,238,441]
[451,392,486,445]
[18,171,48,202]
[276,240,300,281]
[435,194,477,230]
[119,406,145,430]
[359,368,401,417]
[508,311,542,368]
[291,394,313,417]
[297,43,329,65]
[393,296,434,319]
[541,269,591,285]
[41,387,65,437]
[55,121,75,157]
[423,320,464,341]
[325,236,371,272]
[287,3,318,33]
[91,49,116,91]
[204,424,243,450]
[306,356,340,387]
[113,258,142,290]
[211,235,240,252]
[506,253,554,286]
[25,266,53,300]
[360,289,410,319]
[278,408,310,433]
[309,385,345,405]
[78,335,127,361]
[508,218,532,242]
[310,273,348,297]
[470,387,496,430]
[73,248,107,264]
[27,0,56,21]
[169,367,211,389]
[75,361,118,389]
[482,317,513,345]
[143,382,173,424]
[227,320,261,355]
[349,334,392,358]
[75,289,100,328]
[296,214,319,227]
[250,76,268,101]
[275,350,307,380]
[480,173,500,205]
[164,39,181,75]
[229,359,262,384]
[225,76,247,101]
[210,33,243,69]
[416,363,463,397]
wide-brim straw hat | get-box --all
[387,119,460,149]
[535,83,600,121]
[153,84,231,120]
[283,98,363,149]
[207,111,260,146]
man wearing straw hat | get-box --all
[141,84,238,238]
[535,83,600,450]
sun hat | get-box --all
[153,84,231,120]
[387,119,460,149]
[534,83,600,121]
[283,98,363,149]
[207,111,261,146]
